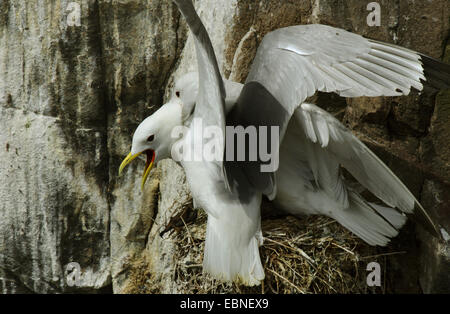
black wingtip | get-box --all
[410,202,442,240]
[420,54,450,90]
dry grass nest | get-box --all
[131,204,402,294]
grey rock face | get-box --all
[0,0,449,293]
[0,0,110,293]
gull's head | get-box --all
[173,71,198,113]
[119,72,199,189]
[119,97,183,190]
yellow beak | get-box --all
[119,150,156,190]
[119,152,141,175]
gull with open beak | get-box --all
[118,95,184,190]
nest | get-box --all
[125,198,408,294]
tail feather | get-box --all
[203,213,264,286]
[369,202,407,229]
[331,191,407,246]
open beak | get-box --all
[119,149,156,190]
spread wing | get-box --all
[291,103,439,237]
[226,23,450,199]
[173,0,226,171]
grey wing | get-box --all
[276,118,408,246]
[173,0,227,169]
[292,103,439,237]
[227,23,449,199]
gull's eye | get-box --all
[147,135,155,142]
[176,91,180,97]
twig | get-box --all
[266,268,306,294]
[360,251,407,260]
[265,237,316,266]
